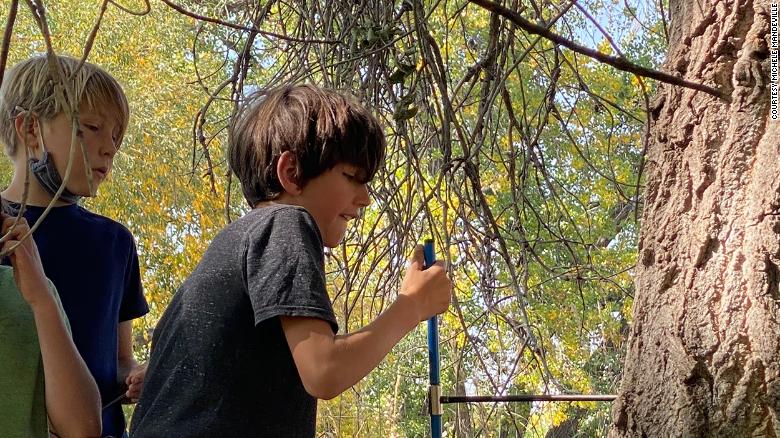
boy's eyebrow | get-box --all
[78,110,122,128]
[353,168,370,183]
[342,164,364,175]
[77,108,106,118]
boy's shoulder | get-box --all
[75,205,134,239]
[235,204,317,232]
[5,201,134,242]
[221,204,323,250]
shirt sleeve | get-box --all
[119,237,149,322]
[245,207,338,334]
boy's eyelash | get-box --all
[78,124,99,132]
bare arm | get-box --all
[118,320,146,402]
[281,296,419,399]
[34,298,102,437]
[282,246,451,400]
[2,216,101,437]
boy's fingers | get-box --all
[127,380,143,400]
[1,216,14,233]
[409,245,424,270]
[2,239,19,254]
[127,368,145,385]
[2,216,28,236]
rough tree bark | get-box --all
[610,0,780,436]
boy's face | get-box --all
[292,163,371,248]
[34,106,121,197]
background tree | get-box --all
[2,0,751,436]
[610,0,780,435]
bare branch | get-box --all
[108,0,150,16]
[467,0,730,101]
[160,0,344,45]
[0,0,19,91]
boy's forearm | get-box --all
[31,298,101,437]
[117,320,140,385]
[283,296,419,399]
[337,297,418,375]
[117,356,139,382]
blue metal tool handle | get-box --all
[424,239,442,438]
[430,415,442,438]
[424,240,439,384]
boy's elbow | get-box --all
[304,384,339,400]
[51,417,101,438]
[302,377,341,400]
[300,366,342,400]
[86,416,102,437]
[81,421,102,438]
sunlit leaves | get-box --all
[0,0,669,435]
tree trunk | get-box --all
[610,0,780,436]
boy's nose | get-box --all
[355,184,371,207]
[100,136,118,157]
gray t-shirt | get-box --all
[130,205,338,437]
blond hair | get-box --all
[0,55,129,156]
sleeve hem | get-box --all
[255,306,339,334]
[119,306,150,323]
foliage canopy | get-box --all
[0,0,669,434]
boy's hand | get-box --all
[125,363,147,402]
[399,245,452,322]
[2,215,50,308]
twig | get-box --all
[467,0,730,101]
[0,0,19,91]
[160,0,343,45]
[75,0,110,74]
[108,0,150,16]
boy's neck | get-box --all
[253,199,297,209]
[2,169,73,207]
[254,200,279,209]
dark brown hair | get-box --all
[228,84,386,207]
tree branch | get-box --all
[160,0,343,45]
[467,0,730,101]
[0,0,18,91]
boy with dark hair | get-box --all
[1,206,101,437]
[0,55,149,438]
[131,84,452,436]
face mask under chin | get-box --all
[28,151,81,204]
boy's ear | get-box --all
[276,151,303,195]
[13,113,41,153]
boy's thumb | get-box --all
[409,244,424,270]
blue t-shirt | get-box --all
[4,202,148,438]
